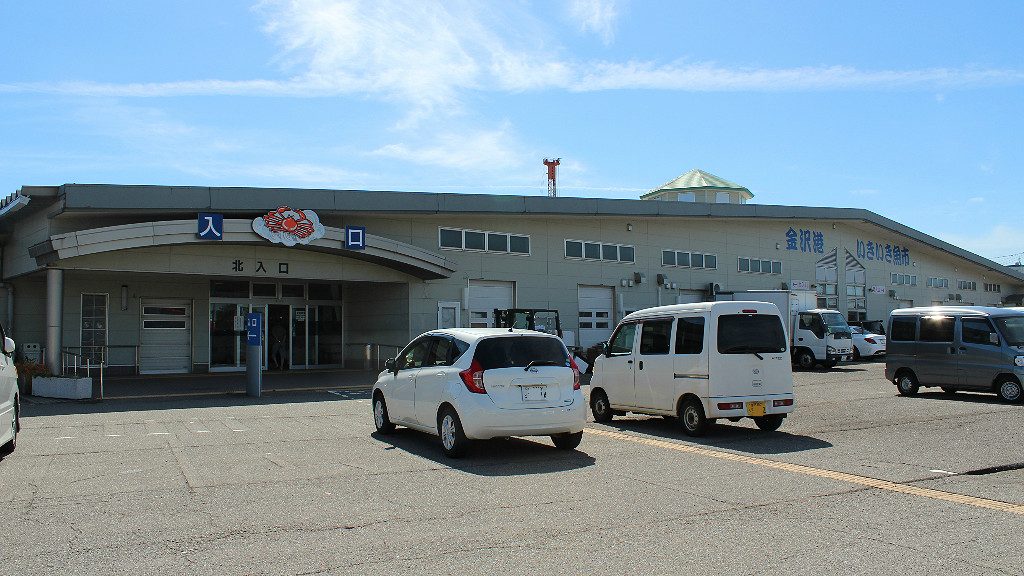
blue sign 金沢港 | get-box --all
[198,213,223,240]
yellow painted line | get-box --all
[587,427,1024,516]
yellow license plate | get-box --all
[746,401,766,417]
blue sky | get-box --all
[2,1,1022,262]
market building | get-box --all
[1,169,1022,377]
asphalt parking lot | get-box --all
[2,360,1022,575]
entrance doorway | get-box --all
[268,304,290,370]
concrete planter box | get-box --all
[32,376,93,400]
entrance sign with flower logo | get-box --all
[252,206,326,246]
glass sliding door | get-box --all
[291,305,308,368]
[210,303,247,369]
[312,305,343,366]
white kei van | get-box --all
[589,301,795,436]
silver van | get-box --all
[885,306,1024,402]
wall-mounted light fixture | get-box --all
[120,285,129,311]
[627,223,633,232]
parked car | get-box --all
[1,322,19,458]
[850,320,886,336]
[589,301,795,436]
[372,328,585,457]
[850,326,886,360]
[885,306,1024,402]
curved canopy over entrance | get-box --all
[31,219,456,280]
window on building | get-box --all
[566,239,634,263]
[81,294,108,364]
[691,253,705,268]
[958,280,977,291]
[738,257,750,272]
[440,227,530,255]
[705,254,717,269]
[211,280,250,298]
[663,250,676,266]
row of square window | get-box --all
[565,240,636,263]
[891,273,919,286]
[439,228,530,254]
[737,257,782,275]
[661,250,718,269]
[984,283,1002,293]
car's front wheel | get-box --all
[438,406,470,458]
[795,350,815,370]
[996,378,1023,403]
[0,401,17,457]
[372,393,395,434]
[551,431,583,450]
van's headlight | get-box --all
[1015,356,1024,367]
[826,346,836,353]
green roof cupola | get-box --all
[642,169,753,204]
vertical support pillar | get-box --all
[46,268,64,375]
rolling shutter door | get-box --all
[140,299,192,374]
[468,281,514,327]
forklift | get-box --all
[492,308,563,338]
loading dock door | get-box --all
[468,280,514,327]
[578,285,614,348]
[140,299,192,374]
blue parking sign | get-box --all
[246,313,262,346]
[198,213,223,240]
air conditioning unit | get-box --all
[955,294,963,301]
[947,293,955,301]
[888,290,897,298]
[780,282,789,290]
[656,273,667,286]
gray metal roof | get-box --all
[4,183,1023,283]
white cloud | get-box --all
[2,1,1021,113]
[568,0,621,45]
[850,188,880,196]
[968,196,985,204]
[371,124,523,170]
[940,223,1024,262]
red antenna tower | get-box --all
[544,158,560,197]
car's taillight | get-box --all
[569,356,581,390]
[865,337,876,344]
[459,359,486,394]
[717,402,743,410]
[773,399,794,407]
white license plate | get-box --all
[522,385,549,402]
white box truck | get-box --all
[715,289,854,369]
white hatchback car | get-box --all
[851,326,886,360]
[372,328,585,457]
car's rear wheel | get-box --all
[438,406,469,458]
[795,350,815,370]
[0,402,17,457]
[590,389,613,423]
[753,415,785,432]
[372,393,395,434]
[679,398,708,437]
[551,431,583,450]
[896,373,919,396]
[995,378,1023,403]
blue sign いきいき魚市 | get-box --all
[197,213,223,240]
[345,226,366,250]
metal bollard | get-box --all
[364,344,373,371]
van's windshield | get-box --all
[717,314,788,354]
[993,316,1024,346]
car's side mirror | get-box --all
[2,337,14,356]
[989,333,1000,345]
[384,358,397,372]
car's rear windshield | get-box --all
[717,314,788,354]
[474,336,569,370]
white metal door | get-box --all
[437,301,461,329]
[578,285,614,348]
[468,280,513,328]
[140,299,192,374]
